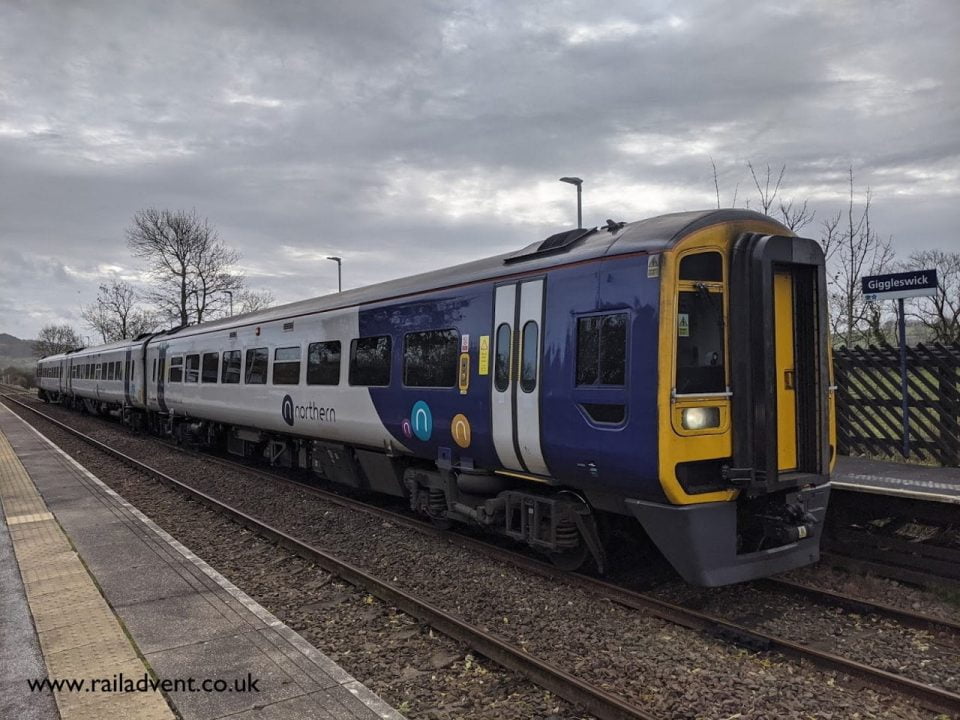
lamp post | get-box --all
[222,290,233,316]
[326,256,342,292]
[559,176,583,229]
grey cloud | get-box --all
[1,0,958,338]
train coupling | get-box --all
[758,501,818,545]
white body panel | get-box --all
[146,307,409,451]
[66,342,142,406]
[515,279,549,475]
[491,285,522,470]
[490,280,549,475]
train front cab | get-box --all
[627,223,835,586]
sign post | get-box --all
[862,269,938,457]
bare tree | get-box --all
[33,324,82,357]
[825,167,895,346]
[747,161,786,215]
[709,158,740,208]
[80,300,115,344]
[81,280,158,342]
[189,244,244,323]
[777,198,816,232]
[903,249,960,343]
[127,208,244,326]
[234,289,275,315]
[710,157,721,209]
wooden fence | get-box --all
[833,342,960,466]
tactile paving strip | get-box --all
[0,428,175,720]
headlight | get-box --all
[681,407,720,430]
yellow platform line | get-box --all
[0,426,175,720]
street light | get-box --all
[222,290,233,316]
[326,256,342,293]
[559,176,583,229]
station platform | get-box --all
[0,403,404,720]
[834,455,960,504]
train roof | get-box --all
[163,209,787,340]
[67,339,141,357]
[37,338,142,362]
[57,209,789,355]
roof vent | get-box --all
[504,226,597,264]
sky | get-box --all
[1,0,957,340]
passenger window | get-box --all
[403,330,459,387]
[520,321,539,393]
[679,252,723,281]
[576,313,627,386]
[244,348,268,384]
[272,346,301,385]
[494,323,511,392]
[201,353,219,383]
[185,354,200,383]
[221,350,241,384]
[307,341,340,385]
[169,357,183,383]
[349,336,391,386]
[107,363,115,381]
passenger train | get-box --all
[36,209,835,586]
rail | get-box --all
[0,393,658,720]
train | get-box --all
[35,209,836,586]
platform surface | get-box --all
[0,480,59,720]
[834,455,960,504]
[0,403,404,720]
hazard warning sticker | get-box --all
[647,254,660,278]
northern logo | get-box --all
[280,395,336,426]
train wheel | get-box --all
[548,542,589,571]
[429,516,453,531]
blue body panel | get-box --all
[359,253,664,502]
[359,287,500,469]
[539,255,660,495]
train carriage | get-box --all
[38,209,835,585]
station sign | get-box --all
[862,269,938,301]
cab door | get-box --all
[490,279,549,475]
[773,270,798,471]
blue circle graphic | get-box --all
[411,400,433,441]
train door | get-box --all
[773,271,798,471]
[730,234,830,490]
[490,279,550,476]
[124,348,133,406]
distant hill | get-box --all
[0,333,37,369]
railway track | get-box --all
[0,392,656,720]
[4,392,960,717]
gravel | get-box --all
[5,396,950,720]
[647,581,960,692]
